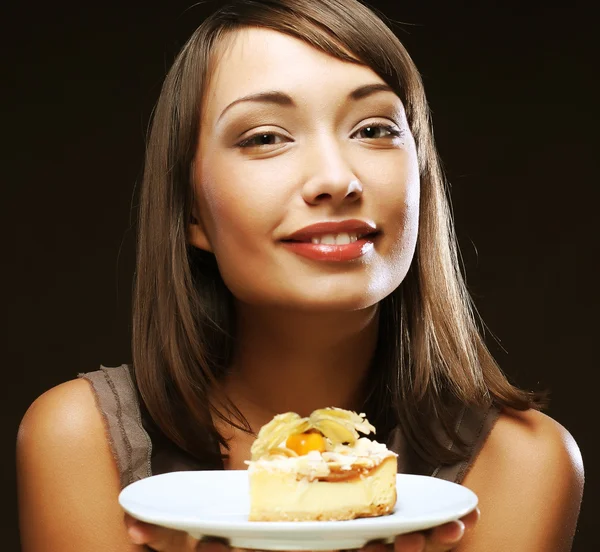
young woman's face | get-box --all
[190,28,420,311]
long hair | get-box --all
[133,0,545,467]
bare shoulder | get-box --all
[458,408,584,552]
[18,378,103,449]
[484,407,583,477]
[17,378,140,552]
[17,378,116,478]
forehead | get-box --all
[202,27,387,120]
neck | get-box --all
[223,303,379,430]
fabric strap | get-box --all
[78,365,152,488]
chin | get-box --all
[222,258,410,313]
[296,290,385,312]
[236,281,396,313]
[275,297,379,314]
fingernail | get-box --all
[450,520,465,542]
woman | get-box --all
[16,0,583,551]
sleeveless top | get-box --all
[78,364,501,490]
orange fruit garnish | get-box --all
[286,432,326,456]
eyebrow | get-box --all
[216,83,397,123]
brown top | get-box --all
[78,364,501,490]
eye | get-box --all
[236,123,403,149]
[353,123,403,140]
[237,132,289,149]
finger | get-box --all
[360,541,389,552]
[459,507,480,531]
[199,538,232,552]
[125,518,195,550]
[394,532,426,552]
[124,514,159,546]
[427,520,465,547]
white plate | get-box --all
[119,470,477,550]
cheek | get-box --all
[394,169,420,252]
[389,193,419,275]
[374,150,420,287]
[376,148,420,242]
[196,158,274,248]
[194,156,290,301]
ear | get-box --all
[187,213,213,252]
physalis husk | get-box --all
[250,407,375,460]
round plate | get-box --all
[119,470,477,550]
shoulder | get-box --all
[459,408,584,551]
[16,377,116,504]
[17,379,138,551]
[18,365,139,473]
[18,378,105,455]
[483,407,583,478]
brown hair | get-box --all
[132,0,545,468]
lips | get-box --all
[282,220,378,243]
[280,219,379,262]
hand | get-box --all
[125,514,229,551]
[362,508,479,552]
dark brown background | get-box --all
[2,2,597,550]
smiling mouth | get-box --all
[280,232,379,262]
[281,231,379,245]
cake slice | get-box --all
[246,408,397,521]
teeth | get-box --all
[310,233,359,245]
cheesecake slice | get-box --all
[247,408,397,521]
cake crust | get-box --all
[249,501,394,522]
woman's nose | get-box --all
[301,142,363,207]
[303,178,363,206]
